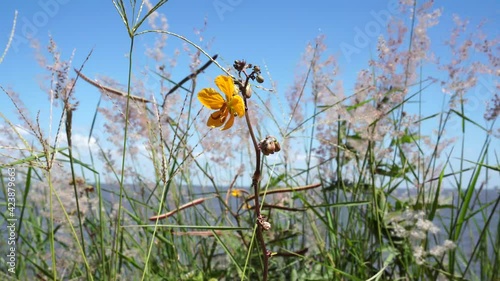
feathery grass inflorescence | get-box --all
[0,1,498,280]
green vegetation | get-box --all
[1,1,498,280]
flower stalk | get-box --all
[234,60,272,280]
[197,59,274,280]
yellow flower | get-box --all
[231,188,248,198]
[197,75,245,130]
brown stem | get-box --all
[242,76,268,281]
[148,197,209,221]
[244,183,322,202]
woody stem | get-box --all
[242,76,268,281]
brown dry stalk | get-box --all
[244,183,322,202]
[75,54,218,107]
[149,197,207,221]
[161,54,218,105]
[169,230,225,237]
[74,68,152,103]
[274,247,308,257]
[247,203,306,212]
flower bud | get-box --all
[256,74,264,83]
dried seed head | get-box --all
[261,221,271,230]
[233,60,247,72]
[258,136,281,156]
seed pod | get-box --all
[258,136,281,156]
[244,84,252,98]
[261,221,271,230]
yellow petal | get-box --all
[207,109,227,128]
[198,88,225,109]
[221,112,235,130]
[229,95,245,117]
[214,75,235,99]
[207,115,223,128]
[231,189,243,197]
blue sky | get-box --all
[0,1,498,186]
